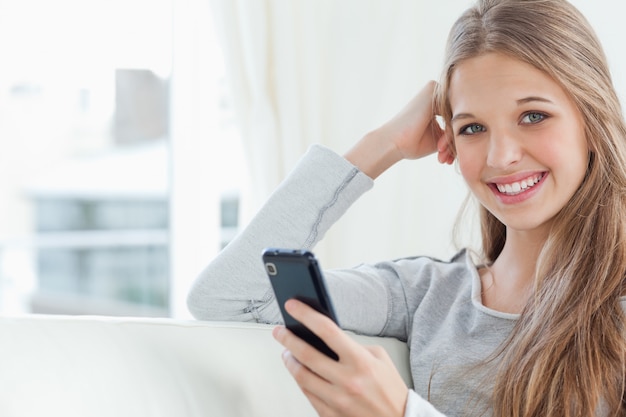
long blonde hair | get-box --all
[435,0,626,415]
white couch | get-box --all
[0,314,412,417]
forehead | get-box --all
[448,53,572,114]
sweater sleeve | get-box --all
[404,391,448,417]
[186,144,374,324]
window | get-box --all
[0,0,243,317]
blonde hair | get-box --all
[435,0,626,415]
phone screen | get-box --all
[262,248,339,360]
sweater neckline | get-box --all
[463,250,626,318]
[466,253,520,320]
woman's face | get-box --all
[448,53,589,236]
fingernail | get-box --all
[272,325,284,339]
[284,299,296,311]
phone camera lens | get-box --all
[265,262,277,276]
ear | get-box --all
[437,130,456,165]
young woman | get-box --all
[187,0,626,416]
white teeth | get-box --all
[496,174,543,195]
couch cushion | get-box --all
[0,315,410,417]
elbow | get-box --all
[186,286,208,320]
[185,279,248,322]
[186,278,222,321]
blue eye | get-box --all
[522,112,546,124]
[459,123,485,135]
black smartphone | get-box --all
[262,248,339,360]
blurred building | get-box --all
[21,69,171,317]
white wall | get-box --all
[204,0,626,273]
[168,0,626,315]
[570,0,626,104]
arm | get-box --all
[186,145,374,323]
[187,81,452,328]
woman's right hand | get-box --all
[344,81,453,179]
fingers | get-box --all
[273,324,341,381]
[284,299,362,361]
[280,348,328,389]
[272,302,356,383]
[279,342,341,406]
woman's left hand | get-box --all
[272,299,408,417]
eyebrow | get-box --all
[516,96,553,105]
[451,96,554,123]
[450,113,474,123]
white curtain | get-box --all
[167,0,626,316]
[209,0,476,268]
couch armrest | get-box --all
[0,315,411,417]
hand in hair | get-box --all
[344,81,453,179]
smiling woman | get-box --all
[188,0,626,416]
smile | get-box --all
[494,173,545,196]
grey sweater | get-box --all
[187,145,624,416]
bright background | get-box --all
[0,0,623,318]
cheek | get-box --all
[534,129,589,178]
[455,143,482,184]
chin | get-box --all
[498,215,556,235]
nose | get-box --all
[486,130,522,169]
